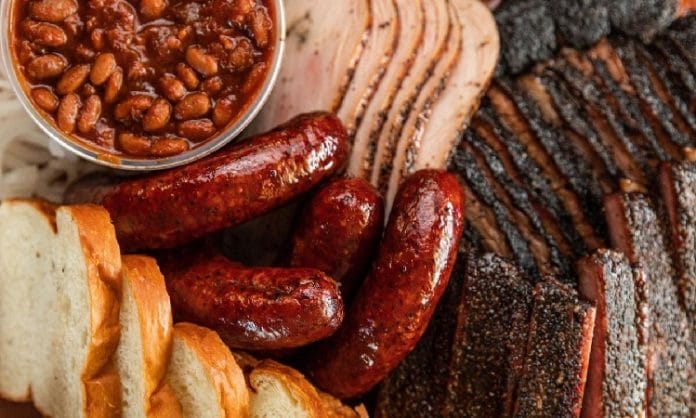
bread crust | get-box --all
[121,255,180,418]
[250,360,326,418]
[63,205,123,418]
[173,323,249,418]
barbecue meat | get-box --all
[445,253,533,418]
[577,250,648,418]
[604,193,692,417]
[513,280,595,418]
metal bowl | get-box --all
[0,0,286,171]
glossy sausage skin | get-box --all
[305,170,466,399]
[287,177,384,300]
[65,112,349,251]
[161,252,344,351]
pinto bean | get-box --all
[201,76,223,96]
[77,95,102,134]
[174,93,211,120]
[176,63,200,89]
[185,46,218,77]
[140,0,167,20]
[90,53,117,86]
[114,95,154,121]
[21,20,67,47]
[104,68,124,104]
[57,93,81,133]
[248,7,272,48]
[31,87,60,112]
[143,98,172,132]
[177,119,216,142]
[118,132,152,156]
[29,0,77,23]
[56,64,91,95]
[159,74,188,102]
[27,54,67,80]
[212,97,235,127]
[150,137,190,157]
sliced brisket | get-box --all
[513,280,595,418]
[577,250,648,418]
[604,192,692,417]
[444,253,533,418]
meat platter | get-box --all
[0,0,694,417]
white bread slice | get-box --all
[0,200,122,418]
[118,255,182,418]
[248,360,326,418]
[165,322,249,418]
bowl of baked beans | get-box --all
[1,0,285,170]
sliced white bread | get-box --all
[166,322,249,418]
[118,255,182,418]
[248,360,326,418]
[0,200,122,418]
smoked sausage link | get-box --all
[287,177,384,300]
[305,169,466,399]
[162,252,344,351]
[65,112,349,251]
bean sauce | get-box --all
[10,0,275,159]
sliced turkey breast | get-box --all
[347,0,425,178]
[337,0,399,137]
[367,0,451,191]
[250,0,371,133]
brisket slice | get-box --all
[374,247,468,418]
[604,192,692,417]
[513,280,595,418]
[444,253,533,418]
[577,250,648,418]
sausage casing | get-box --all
[65,112,349,251]
[287,177,384,300]
[162,252,344,351]
[305,170,466,398]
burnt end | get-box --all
[475,104,587,256]
[494,0,557,75]
[445,253,533,418]
[549,62,651,175]
[608,0,677,42]
[496,79,606,231]
[549,0,610,49]
[590,57,671,163]
[375,247,468,418]
[463,130,574,280]
[604,193,692,417]
[577,250,648,418]
[450,146,540,280]
[513,280,595,418]
[611,38,692,148]
[540,72,620,179]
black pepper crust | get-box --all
[589,57,670,163]
[549,0,610,49]
[539,72,620,179]
[605,193,692,417]
[496,79,606,232]
[513,280,595,418]
[608,0,677,42]
[611,38,692,148]
[548,62,651,175]
[463,130,573,280]
[578,250,648,418]
[450,145,540,280]
[445,253,533,418]
[476,104,588,256]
